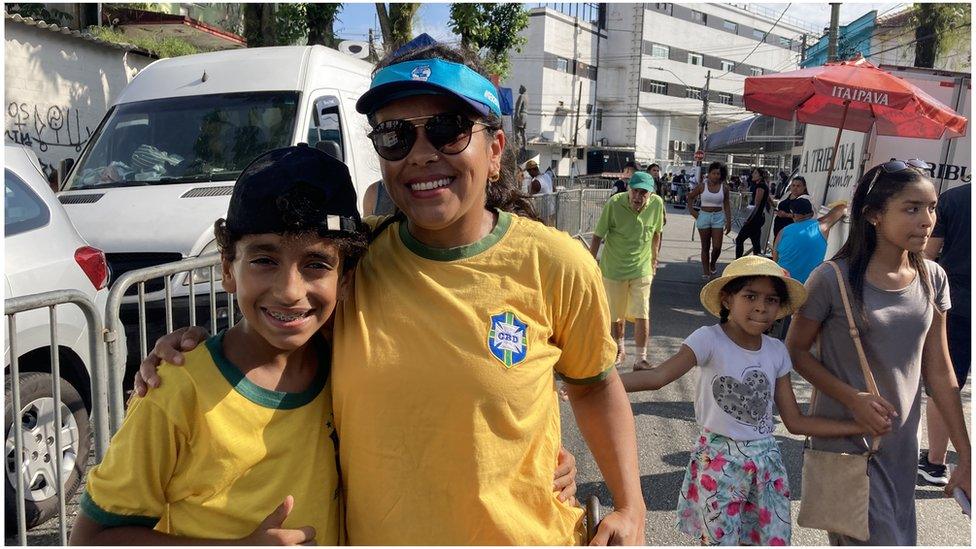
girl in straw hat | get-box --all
[620,256,868,545]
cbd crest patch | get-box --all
[487,311,528,368]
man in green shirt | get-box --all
[589,172,665,371]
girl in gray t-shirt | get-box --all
[787,162,971,545]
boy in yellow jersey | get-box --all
[69,145,367,545]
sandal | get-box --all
[614,347,626,366]
[633,359,653,372]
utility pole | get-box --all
[827,3,841,62]
[799,33,807,65]
[696,70,711,168]
[571,80,583,183]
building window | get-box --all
[753,28,766,41]
[595,108,603,131]
[721,60,735,72]
[691,10,706,24]
[688,53,703,66]
[750,67,762,76]
[652,3,672,15]
[644,42,669,59]
[640,79,668,95]
[686,87,702,100]
[555,57,569,73]
[779,36,792,49]
[718,92,734,105]
[723,20,737,33]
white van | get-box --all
[56,46,381,375]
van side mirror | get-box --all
[58,157,75,186]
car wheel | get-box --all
[4,371,91,532]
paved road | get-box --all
[561,204,972,545]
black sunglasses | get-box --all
[367,113,490,161]
[865,158,929,196]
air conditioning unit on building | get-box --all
[669,140,688,152]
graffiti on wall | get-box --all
[5,102,93,177]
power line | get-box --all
[716,3,792,79]
[862,22,971,59]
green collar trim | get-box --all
[398,210,512,261]
[206,331,329,410]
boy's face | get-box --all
[222,233,344,352]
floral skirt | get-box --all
[676,430,792,545]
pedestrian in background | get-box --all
[734,167,771,258]
[772,198,847,284]
[619,256,867,545]
[786,161,970,545]
[687,161,732,280]
[525,159,555,225]
[590,172,664,371]
[648,163,667,226]
[772,176,811,239]
[613,161,638,195]
[919,183,971,486]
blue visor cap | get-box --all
[356,59,502,118]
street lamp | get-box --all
[649,66,689,87]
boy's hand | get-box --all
[588,507,645,545]
[132,326,210,396]
[553,446,578,505]
[242,496,316,546]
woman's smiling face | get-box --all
[372,94,504,240]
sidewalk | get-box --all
[564,203,972,546]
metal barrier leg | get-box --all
[9,314,28,544]
[48,307,68,544]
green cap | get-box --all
[629,172,656,192]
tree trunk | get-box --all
[307,3,341,48]
[375,3,392,46]
[243,3,275,47]
[914,4,938,68]
[375,2,419,52]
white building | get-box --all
[505,3,815,175]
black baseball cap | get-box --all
[227,144,361,236]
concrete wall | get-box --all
[4,19,154,178]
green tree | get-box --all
[242,3,314,47]
[912,3,971,68]
[306,3,342,48]
[449,4,528,79]
[375,3,420,52]
[243,3,275,47]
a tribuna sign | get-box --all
[830,85,890,105]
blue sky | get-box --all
[334,3,907,45]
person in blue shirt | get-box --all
[772,198,847,283]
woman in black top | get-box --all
[734,167,771,257]
[772,176,810,238]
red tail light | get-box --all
[75,246,109,290]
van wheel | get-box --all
[4,372,91,532]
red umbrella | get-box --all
[744,55,968,194]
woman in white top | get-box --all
[686,162,732,280]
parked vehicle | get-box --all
[4,144,110,530]
[55,45,381,383]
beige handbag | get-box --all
[796,261,880,542]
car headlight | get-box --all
[186,240,222,285]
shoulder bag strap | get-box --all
[825,260,882,453]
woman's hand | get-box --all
[946,460,971,499]
[588,507,645,546]
[724,221,732,235]
[847,392,897,436]
[553,446,579,505]
[132,326,210,396]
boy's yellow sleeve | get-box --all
[80,396,184,527]
[549,236,616,384]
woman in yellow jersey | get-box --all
[136,37,645,545]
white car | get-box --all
[4,144,109,530]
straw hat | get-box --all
[700,256,807,320]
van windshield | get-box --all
[65,92,299,190]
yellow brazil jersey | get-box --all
[333,211,616,545]
[81,332,341,545]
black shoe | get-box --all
[918,452,949,486]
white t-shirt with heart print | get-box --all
[683,324,793,441]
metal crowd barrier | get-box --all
[5,290,109,545]
[103,253,227,432]
[530,188,612,241]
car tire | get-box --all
[4,371,91,532]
